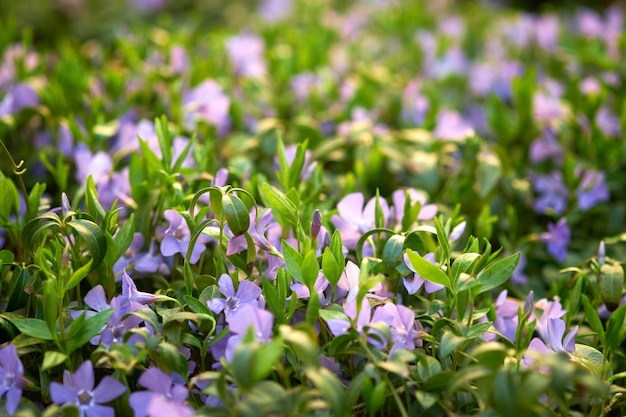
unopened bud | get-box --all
[61,192,71,216]
[311,209,321,240]
[449,221,466,243]
[598,241,606,265]
[524,290,534,315]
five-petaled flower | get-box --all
[129,367,194,417]
[50,360,126,417]
[0,344,25,415]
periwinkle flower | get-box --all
[258,0,293,22]
[401,80,429,126]
[0,83,39,116]
[372,302,420,352]
[50,361,126,417]
[335,261,383,304]
[327,298,389,349]
[433,110,474,141]
[330,193,390,250]
[122,271,159,304]
[403,252,444,294]
[576,169,609,211]
[532,93,564,125]
[182,80,231,136]
[0,344,25,415]
[224,305,274,362]
[207,274,263,321]
[529,129,563,166]
[541,218,570,262]
[291,72,323,102]
[160,209,208,264]
[170,45,189,75]
[531,171,568,215]
[595,106,620,137]
[226,34,267,79]
[391,188,437,227]
[483,291,519,342]
[129,367,194,417]
[522,318,578,368]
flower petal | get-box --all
[50,382,78,404]
[138,367,172,395]
[92,376,126,403]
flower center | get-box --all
[225,296,239,310]
[78,390,92,406]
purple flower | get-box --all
[327,299,389,349]
[596,106,620,137]
[433,110,474,141]
[372,303,420,352]
[511,252,528,285]
[335,261,383,304]
[330,193,390,250]
[483,291,519,342]
[529,129,563,166]
[391,188,437,228]
[0,344,25,415]
[576,169,609,211]
[0,84,39,116]
[224,305,274,362]
[73,145,113,185]
[122,271,159,304]
[258,0,292,22]
[531,171,568,215]
[160,209,208,264]
[129,367,194,417]
[207,274,263,321]
[522,318,578,368]
[403,252,444,294]
[170,46,189,75]
[226,34,267,79]
[291,72,323,102]
[532,92,564,124]
[401,80,429,126]
[182,80,231,136]
[541,218,570,262]
[50,361,126,417]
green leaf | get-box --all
[405,249,450,290]
[65,219,107,270]
[261,183,299,227]
[281,240,303,283]
[42,351,67,372]
[6,266,30,312]
[65,308,113,354]
[474,252,520,295]
[65,259,93,291]
[155,115,173,169]
[322,248,340,287]
[301,249,320,290]
[7,317,53,340]
[451,253,480,286]
[440,331,466,357]
[306,368,348,417]
[382,234,405,274]
[605,302,626,352]
[222,194,250,236]
[477,150,501,198]
[183,295,213,316]
[263,277,286,325]
[85,175,107,220]
[599,263,624,312]
[433,217,451,262]
[109,214,135,266]
[581,294,604,344]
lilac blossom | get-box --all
[226,34,267,79]
[330,193,390,250]
[531,171,568,215]
[50,361,126,417]
[403,252,444,294]
[207,274,263,321]
[129,367,193,417]
[529,129,563,166]
[541,218,570,262]
[0,344,25,415]
[224,305,274,362]
[576,169,609,211]
[0,83,39,116]
[160,209,208,264]
[182,80,231,136]
[433,110,474,141]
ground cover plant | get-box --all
[0,0,626,415]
